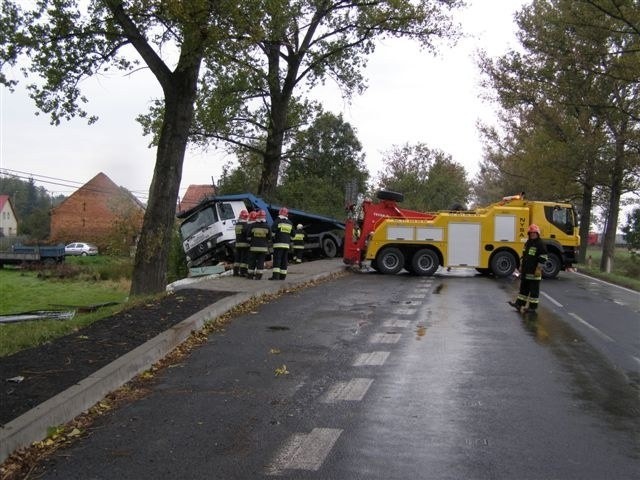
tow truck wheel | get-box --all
[376,247,404,275]
[411,249,439,276]
[542,252,561,279]
[490,250,518,277]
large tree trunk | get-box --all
[599,133,626,273]
[257,41,297,199]
[130,73,200,296]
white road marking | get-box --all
[353,351,390,366]
[265,428,342,475]
[572,271,640,294]
[383,319,410,328]
[370,333,402,344]
[406,293,426,299]
[568,313,614,342]
[323,378,374,403]
[393,307,416,315]
[541,291,563,308]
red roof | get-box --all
[0,195,9,211]
[179,185,216,212]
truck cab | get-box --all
[178,199,246,268]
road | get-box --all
[38,270,639,479]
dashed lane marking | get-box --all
[568,313,614,342]
[541,291,563,308]
[383,319,410,328]
[370,333,402,344]
[353,351,390,366]
[322,378,374,403]
[406,293,427,299]
[393,308,416,316]
[265,428,342,476]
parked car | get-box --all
[65,242,99,256]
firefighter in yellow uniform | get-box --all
[246,210,271,280]
[270,207,293,280]
[509,224,548,313]
[233,209,249,276]
[291,224,305,263]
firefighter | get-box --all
[509,224,548,313]
[270,207,293,280]
[291,223,305,263]
[246,210,270,279]
[233,209,249,276]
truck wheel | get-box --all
[542,252,561,279]
[411,249,439,276]
[376,247,404,275]
[376,190,404,203]
[321,236,338,258]
[490,250,517,277]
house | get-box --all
[178,184,216,213]
[0,195,18,237]
[50,172,145,251]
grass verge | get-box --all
[577,247,640,292]
[0,263,131,357]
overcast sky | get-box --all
[0,1,529,204]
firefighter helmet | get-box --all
[297,224,303,229]
[528,224,541,234]
[249,211,258,221]
[239,210,249,220]
[257,209,267,220]
[279,207,288,217]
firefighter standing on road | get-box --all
[247,210,270,280]
[509,224,548,313]
[291,224,305,263]
[233,210,249,276]
[270,207,293,280]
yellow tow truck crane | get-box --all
[344,192,580,278]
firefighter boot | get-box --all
[233,267,240,276]
[255,273,263,280]
[508,301,523,313]
[279,273,286,280]
[269,272,280,280]
[247,271,255,280]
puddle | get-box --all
[434,284,445,294]
[267,326,290,331]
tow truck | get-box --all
[343,191,580,278]
[176,193,345,268]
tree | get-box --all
[0,1,231,295]
[621,207,640,251]
[377,143,470,211]
[190,0,463,199]
[477,0,640,268]
[279,111,369,217]
[0,174,52,240]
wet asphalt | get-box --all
[35,269,639,479]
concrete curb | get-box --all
[0,267,343,462]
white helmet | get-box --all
[297,224,303,229]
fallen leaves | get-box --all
[274,365,290,376]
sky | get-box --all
[0,1,529,205]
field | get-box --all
[0,257,132,357]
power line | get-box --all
[0,168,149,201]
